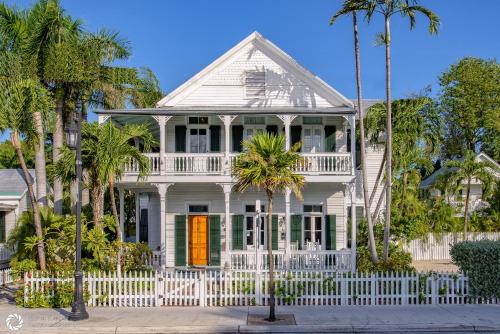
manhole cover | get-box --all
[247,314,296,326]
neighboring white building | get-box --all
[96,32,385,271]
[421,152,500,215]
[0,169,35,266]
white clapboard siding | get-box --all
[403,232,500,261]
[24,270,498,307]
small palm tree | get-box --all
[0,52,53,270]
[232,132,304,321]
[97,121,155,272]
[446,151,496,235]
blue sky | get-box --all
[7,0,500,124]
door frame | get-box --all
[185,202,210,266]
[188,215,209,266]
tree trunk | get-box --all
[463,178,471,238]
[383,16,393,262]
[267,191,276,321]
[372,185,386,224]
[109,178,122,274]
[53,97,64,214]
[11,132,46,270]
[33,111,48,206]
[353,11,378,265]
[90,182,104,228]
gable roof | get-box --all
[420,152,500,188]
[0,169,35,198]
[157,31,354,109]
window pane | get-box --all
[246,231,254,246]
[245,205,256,213]
[304,216,311,230]
[315,217,322,230]
[303,117,322,125]
[190,129,198,135]
[304,232,311,243]
[199,132,207,152]
[199,117,208,124]
[188,117,198,124]
[199,129,206,135]
[188,205,208,212]
[315,232,322,243]
[246,217,253,230]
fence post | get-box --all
[255,270,262,306]
[431,276,438,305]
[371,273,376,305]
[199,271,206,307]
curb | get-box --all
[13,324,500,334]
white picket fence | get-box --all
[403,232,500,261]
[22,270,498,307]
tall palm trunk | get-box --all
[53,96,64,214]
[383,16,393,262]
[11,131,46,270]
[266,191,276,321]
[353,11,378,264]
[109,177,123,274]
[33,111,47,206]
[90,182,104,228]
[463,178,471,238]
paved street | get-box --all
[0,302,499,333]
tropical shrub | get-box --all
[450,240,500,298]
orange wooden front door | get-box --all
[188,215,208,266]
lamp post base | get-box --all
[68,300,89,321]
[68,271,89,321]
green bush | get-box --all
[450,240,500,298]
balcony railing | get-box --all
[125,152,352,176]
[229,250,352,271]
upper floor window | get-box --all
[188,117,208,124]
[303,117,322,125]
[244,116,266,125]
[245,71,266,98]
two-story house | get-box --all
[97,32,381,271]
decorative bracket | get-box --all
[216,183,233,194]
[152,183,174,198]
[217,115,237,125]
[277,115,297,126]
[152,115,172,126]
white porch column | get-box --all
[219,115,236,174]
[119,188,125,242]
[218,183,232,265]
[278,115,297,150]
[135,191,140,242]
[349,182,357,271]
[350,115,356,175]
[154,116,171,175]
[285,188,291,253]
[153,183,173,269]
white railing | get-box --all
[23,270,498,307]
[403,232,500,261]
[125,153,161,174]
[164,153,224,174]
[0,268,13,285]
[295,153,352,174]
[229,249,352,271]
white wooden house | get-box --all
[97,32,383,271]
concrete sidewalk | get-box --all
[0,303,499,333]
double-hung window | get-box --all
[303,204,323,249]
[244,204,266,249]
[244,117,266,141]
[188,117,209,153]
[302,126,322,153]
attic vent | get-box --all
[245,71,266,98]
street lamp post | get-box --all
[67,98,89,321]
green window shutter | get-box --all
[291,126,302,148]
[272,215,279,250]
[232,125,244,152]
[325,126,336,152]
[0,212,5,243]
[232,215,244,250]
[210,125,221,152]
[175,126,186,152]
[291,215,302,250]
[175,215,186,266]
[325,215,336,250]
[266,125,278,136]
[209,215,221,266]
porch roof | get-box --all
[95,105,355,116]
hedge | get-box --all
[450,240,500,299]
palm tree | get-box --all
[446,151,495,235]
[0,3,50,206]
[97,121,154,272]
[344,0,439,261]
[0,52,53,270]
[330,1,378,265]
[232,132,304,321]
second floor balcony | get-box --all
[125,151,353,176]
